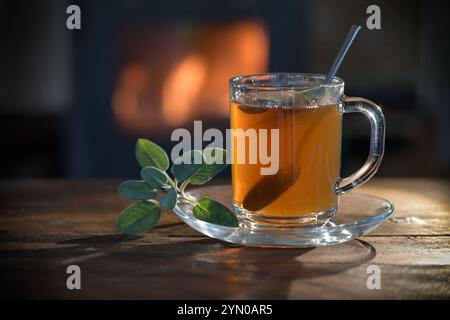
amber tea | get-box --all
[231,101,342,224]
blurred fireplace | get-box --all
[68,0,310,177]
[112,20,269,136]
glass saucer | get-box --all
[173,185,394,248]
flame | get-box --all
[112,64,151,131]
[112,20,269,135]
[162,54,207,126]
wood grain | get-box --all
[0,179,449,299]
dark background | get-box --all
[1,0,449,179]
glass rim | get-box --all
[229,72,345,92]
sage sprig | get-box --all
[116,138,238,235]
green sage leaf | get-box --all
[170,150,203,182]
[160,187,177,210]
[135,138,169,171]
[141,166,169,189]
[193,197,238,227]
[116,200,161,235]
[190,148,228,185]
[117,180,158,200]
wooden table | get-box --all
[0,179,449,299]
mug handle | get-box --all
[336,96,386,195]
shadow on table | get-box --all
[0,233,376,299]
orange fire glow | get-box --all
[112,20,269,135]
[162,54,207,126]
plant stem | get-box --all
[179,197,198,207]
[165,175,175,187]
[180,180,189,192]
[180,180,191,199]
[173,178,180,190]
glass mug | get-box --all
[229,73,385,227]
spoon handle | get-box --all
[326,25,361,84]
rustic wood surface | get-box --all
[0,178,449,299]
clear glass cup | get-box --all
[229,73,385,228]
